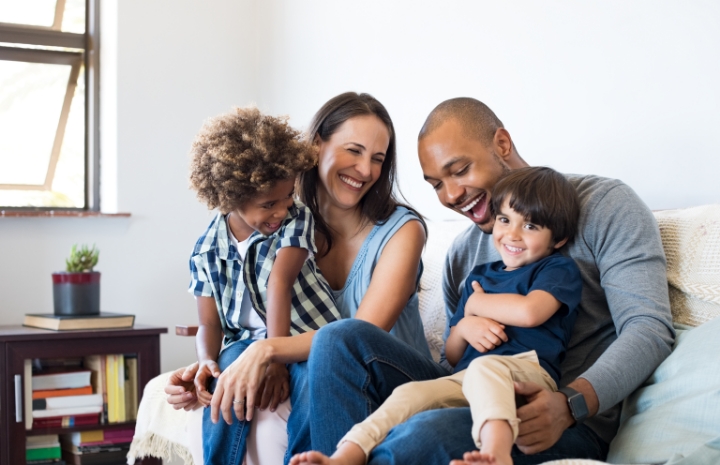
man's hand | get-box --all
[514,381,574,454]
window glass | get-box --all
[0,0,59,28]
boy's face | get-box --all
[492,199,567,271]
[231,178,296,239]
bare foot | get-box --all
[449,450,512,465]
[289,451,333,465]
[289,444,365,465]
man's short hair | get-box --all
[418,97,504,146]
[491,167,580,246]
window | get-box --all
[0,0,99,210]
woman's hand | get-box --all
[164,362,202,411]
[457,316,507,353]
[255,362,290,412]
[210,340,273,424]
[194,359,221,407]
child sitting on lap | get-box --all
[188,107,341,464]
[290,166,581,465]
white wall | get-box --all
[253,0,720,219]
[1,1,719,377]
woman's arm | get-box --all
[353,220,426,330]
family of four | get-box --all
[164,92,675,465]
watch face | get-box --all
[568,392,589,421]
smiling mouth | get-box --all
[339,174,364,189]
[460,194,484,212]
[265,222,281,231]
[503,244,524,254]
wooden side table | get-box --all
[0,324,167,465]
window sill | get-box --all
[0,210,131,218]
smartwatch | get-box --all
[559,387,589,427]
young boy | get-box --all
[290,166,581,465]
[188,106,341,464]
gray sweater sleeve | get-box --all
[578,184,675,413]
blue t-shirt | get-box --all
[449,252,581,383]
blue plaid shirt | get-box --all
[189,200,340,347]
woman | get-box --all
[165,92,444,464]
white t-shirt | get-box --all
[228,219,267,340]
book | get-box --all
[33,405,103,418]
[82,356,107,423]
[26,445,61,461]
[33,370,92,391]
[33,394,103,410]
[117,354,126,423]
[124,355,138,421]
[27,434,60,448]
[62,446,129,465]
[105,356,116,423]
[62,430,104,445]
[23,313,135,331]
[32,413,99,429]
[33,386,94,400]
[25,359,34,430]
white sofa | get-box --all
[129,205,720,465]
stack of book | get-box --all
[83,354,138,424]
[32,368,102,429]
[26,434,64,464]
[60,429,133,465]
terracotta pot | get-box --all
[52,271,101,316]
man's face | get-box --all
[419,119,510,233]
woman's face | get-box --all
[316,115,390,211]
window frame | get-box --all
[0,0,100,211]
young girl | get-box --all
[187,106,341,464]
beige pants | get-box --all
[339,351,557,458]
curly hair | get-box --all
[189,106,317,214]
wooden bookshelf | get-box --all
[0,324,166,465]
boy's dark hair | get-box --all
[189,106,316,214]
[491,167,579,246]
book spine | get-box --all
[32,413,99,428]
[118,354,126,422]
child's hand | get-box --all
[254,362,289,412]
[465,281,487,317]
[194,360,221,407]
[458,316,507,353]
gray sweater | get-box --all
[442,174,675,444]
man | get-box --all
[306,97,674,464]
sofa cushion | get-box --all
[654,205,720,326]
[606,317,720,464]
[418,220,470,361]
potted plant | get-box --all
[52,244,100,316]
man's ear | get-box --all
[493,128,514,160]
[553,237,569,250]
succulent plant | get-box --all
[65,244,99,273]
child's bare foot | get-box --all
[449,450,512,465]
[289,442,366,465]
[289,451,333,465]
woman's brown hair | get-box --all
[298,92,423,254]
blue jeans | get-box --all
[285,361,311,464]
[202,339,254,465]
[306,319,609,464]
[306,319,450,454]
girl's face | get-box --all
[316,115,390,212]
